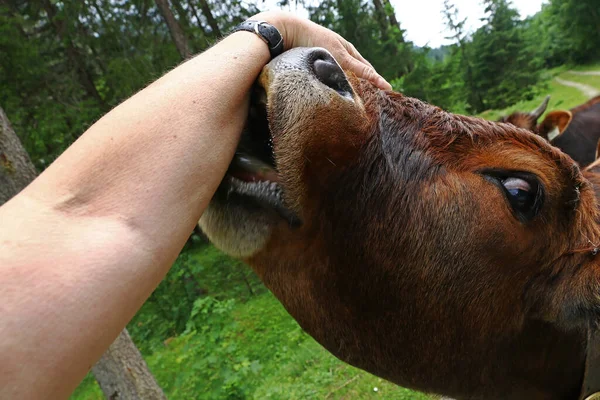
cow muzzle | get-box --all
[260,47,355,100]
[200,48,365,258]
[219,48,356,224]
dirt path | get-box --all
[555,77,600,98]
[567,70,600,76]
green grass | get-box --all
[71,247,431,400]
[478,79,588,121]
[571,62,600,72]
[70,375,103,400]
[562,72,600,91]
[477,64,600,121]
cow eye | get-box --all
[483,172,544,222]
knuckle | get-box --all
[361,65,375,79]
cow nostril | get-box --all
[312,56,354,99]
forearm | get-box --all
[0,31,269,398]
[29,31,270,247]
[0,10,388,397]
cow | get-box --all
[497,95,550,133]
[501,96,600,168]
[200,48,600,399]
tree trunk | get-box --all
[0,107,37,204]
[171,0,191,32]
[371,0,390,40]
[92,329,167,400]
[0,106,166,399]
[187,1,209,38]
[382,0,403,41]
[41,0,107,109]
[154,0,192,59]
[171,0,199,52]
[195,0,222,37]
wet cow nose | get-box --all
[309,49,354,99]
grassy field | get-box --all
[71,246,431,400]
[478,62,600,121]
[561,72,600,91]
[571,63,600,73]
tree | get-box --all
[381,0,401,36]
[0,105,166,400]
[92,330,168,400]
[0,106,37,203]
[41,0,107,108]
[1,1,106,171]
[441,0,483,112]
[547,0,600,64]
[308,0,414,81]
[372,0,391,40]
[170,0,202,50]
[155,0,192,59]
[195,0,222,37]
[468,0,542,111]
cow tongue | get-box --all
[229,153,279,183]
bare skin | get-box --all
[0,11,390,399]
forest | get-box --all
[0,0,599,398]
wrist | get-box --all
[249,11,295,51]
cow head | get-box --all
[200,48,600,398]
[498,95,550,133]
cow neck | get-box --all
[580,324,600,399]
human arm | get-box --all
[0,11,389,399]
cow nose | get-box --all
[309,49,354,99]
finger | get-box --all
[342,41,374,70]
[344,57,392,91]
[376,75,393,91]
[348,43,375,70]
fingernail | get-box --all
[378,76,392,91]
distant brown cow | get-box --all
[502,96,600,168]
[200,48,600,399]
[497,95,550,133]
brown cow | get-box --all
[200,48,600,399]
[497,95,550,133]
[501,96,600,168]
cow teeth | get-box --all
[226,176,299,226]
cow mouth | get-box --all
[222,85,300,227]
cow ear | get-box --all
[596,140,600,161]
[538,111,573,141]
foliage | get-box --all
[127,244,264,354]
[0,2,105,171]
[546,0,600,65]
[2,0,599,165]
[307,0,414,81]
[0,0,257,171]
[392,48,470,114]
[477,68,593,121]
[466,0,542,111]
[73,265,431,399]
[520,0,600,68]
[391,0,548,114]
[388,0,598,114]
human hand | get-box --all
[250,11,392,91]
